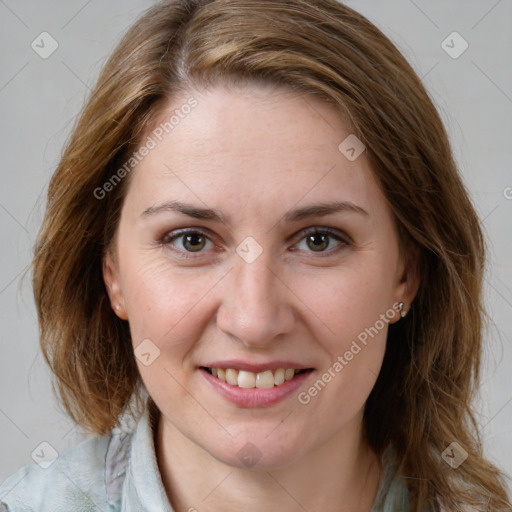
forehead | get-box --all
[123,84,387,222]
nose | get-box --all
[216,250,295,348]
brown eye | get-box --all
[294,227,349,255]
[161,229,214,257]
[181,233,207,252]
[306,233,330,252]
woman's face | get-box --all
[104,83,418,469]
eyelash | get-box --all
[159,227,351,260]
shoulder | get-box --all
[0,428,131,512]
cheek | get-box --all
[291,263,393,413]
[122,259,220,402]
[294,263,394,351]
[121,254,201,327]
[297,277,390,427]
[113,230,214,403]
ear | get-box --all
[390,243,421,324]
[102,249,128,320]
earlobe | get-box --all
[102,250,128,320]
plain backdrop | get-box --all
[0,0,511,495]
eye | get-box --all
[161,229,215,257]
[160,226,350,260]
[293,227,349,254]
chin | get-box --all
[201,432,306,471]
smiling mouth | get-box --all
[200,367,312,389]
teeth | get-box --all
[238,370,256,388]
[226,368,238,386]
[274,368,285,386]
[208,367,305,388]
[285,368,295,381]
[255,370,274,389]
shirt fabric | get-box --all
[0,405,414,511]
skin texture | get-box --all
[103,83,420,512]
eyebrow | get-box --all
[140,199,368,224]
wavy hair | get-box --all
[32,0,510,510]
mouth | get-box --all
[200,366,313,389]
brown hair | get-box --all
[32,0,510,510]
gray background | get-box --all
[0,0,511,494]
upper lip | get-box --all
[201,360,314,373]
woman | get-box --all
[0,0,510,510]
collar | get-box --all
[119,403,175,511]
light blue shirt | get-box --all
[0,405,415,511]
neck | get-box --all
[154,410,382,512]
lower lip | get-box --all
[200,368,314,408]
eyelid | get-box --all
[297,226,352,245]
[160,226,216,243]
[160,227,216,247]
